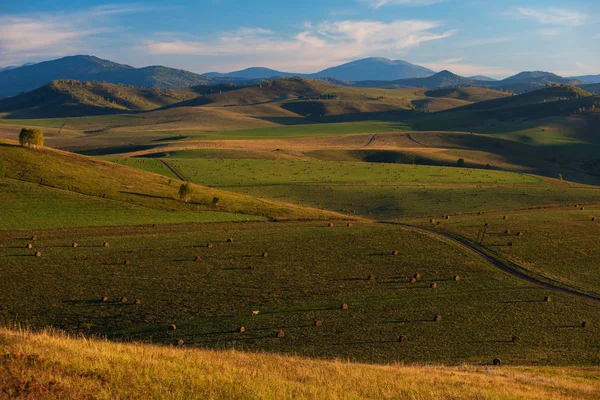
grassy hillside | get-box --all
[424,87,511,103]
[2,328,598,400]
[0,140,350,223]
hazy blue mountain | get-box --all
[570,74,600,84]
[500,71,582,85]
[204,67,300,79]
[469,75,497,81]
[0,55,213,98]
[354,70,476,89]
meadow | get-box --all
[0,221,598,366]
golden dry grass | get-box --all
[1,328,598,399]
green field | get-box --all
[1,221,598,365]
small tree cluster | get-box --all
[19,128,44,149]
[178,182,192,202]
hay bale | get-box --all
[72,242,78,248]
[103,242,109,248]
[484,223,489,227]
[504,230,511,235]
[398,335,409,343]
[410,277,417,284]
[134,299,141,305]
[206,243,213,248]
[175,339,184,346]
[247,265,254,270]
[169,324,177,331]
[276,330,285,338]
[544,296,551,302]
[194,256,201,262]
[430,283,438,289]
[493,358,502,366]
[314,320,323,327]
[445,215,451,220]
[392,250,399,256]
[124,260,131,266]
[580,207,585,211]
[512,335,519,343]
[238,326,246,333]
[434,315,442,322]
[414,273,422,280]
[120,297,128,303]
[581,321,589,328]
[227,238,233,243]
[341,303,349,310]
[252,310,260,316]
[368,274,376,282]
[328,222,334,227]
[503,216,508,220]
[101,296,109,303]
[26,243,33,249]
[35,251,41,257]
[516,232,523,237]
[592,217,596,222]
[261,252,268,258]
[430,219,435,224]
[32,235,37,241]
[453,275,461,281]
[507,242,513,247]
[347,223,353,227]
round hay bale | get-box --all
[238,326,246,333]
[252,310,260,316]
[35,251,41,257]
[484,223,489,227]
[276,330,285,338]
[26,243,33,249]
[434,315,442,322]
[454,275,461,281]
[247,265,254,270]
[512,335,519,343]
[314,320,323,327]
[206,243,213,248]
[368,274,376,282]
[398,335,409,343]
[503,216,508,220]
[430,283,438,289]
[516,232,523,237]
[544,296,551,302]
[592,217,596,222]
[328,222,334,227]
[430,219,435,224]
[445,215,451,220]
[124,260,131,266]
[478,212,483,215]
[414,273,422,280]
[341,303,349,310]
[392,250,399,256]
[262,252,268,258]
[194,256,201,262]
[347,223,353,227]
[120,297,128,303]
[581,321,589,328]
[507,242,513,247]
[169,324,177,331]
[504,230,511,235]
[32,235,37,241]
[134,299,141,305]
[227,238,233,243]
[72,242,78,248]
[493,358,502,366]
[103,242,109,248]
[410,277,417,284]
[175,339,184,346]
[581,207,585,211]
[101,296,109,303]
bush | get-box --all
[457,158,465,167]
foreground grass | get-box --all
[1,328,598,400]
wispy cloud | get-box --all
[420,58,515,78]
[457,36,515,47]
[517,7,587,26]
[359,0,446,9]
[140,20,456,72]
[0,5,151,67]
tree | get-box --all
[457,158,465,167]
[19,128,44,149]
[558,173,563,181]
[178,182,192,202]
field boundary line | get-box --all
[160,160,186,181]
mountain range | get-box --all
[0,55,597,99]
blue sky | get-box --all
[0,0,598,78]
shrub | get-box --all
[457,158,465,167]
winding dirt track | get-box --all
[388,222,600,304]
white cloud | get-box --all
[420,58,515,78]
[360,0,446,8]
[517,7,587,26]
[140,20,455,72]
[457,36,515,47]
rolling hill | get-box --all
[0,55,214,99]
[354,70,478,89]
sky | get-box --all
[0,0,598,78]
